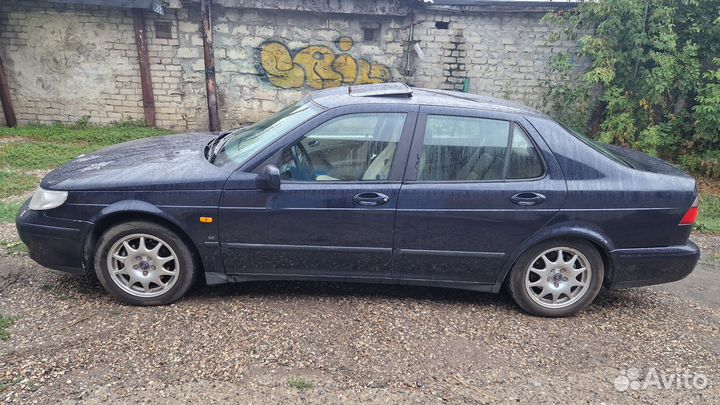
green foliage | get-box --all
[677,150,720,178]
[543,0,720,170]
[0,240,28,256]
[0,123,171,222]
[288,378,313,390]
[0,121,171,147]
[0,141,96,170]
[0,122,172,170]
[694,61,720,144]
[0,316,16,341]
[0,171,37,198]
[0,202,22,223]
[696,194,720,233]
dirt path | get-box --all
[1,225,718,404]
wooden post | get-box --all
[201,0,221,131]
[0,54,17,127]
[132,8,156,127]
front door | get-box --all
[220,106,417,279]
[394,107,567,285]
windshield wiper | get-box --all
[207,124,253,163]
[206,131,233,163]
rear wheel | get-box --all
[94,221,196,306]
[508,239,604,317]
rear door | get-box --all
[393,106,567,285]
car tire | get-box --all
[94,221,197,306]
[508,239,604,317]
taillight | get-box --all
[679,196,700,225]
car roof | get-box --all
[309,83,548,117]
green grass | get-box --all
[0,141,99,170]
[0,121,172,223]
[0,316,16,341]
[0,202,22,223]
[0,120,172,145]
[288,378,313,390]
[697,194,720,233]
[0,121,172,171]
[0,240,28,256]
[0,170,37,198]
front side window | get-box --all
[279,113,406,181]
[418,116,543,181]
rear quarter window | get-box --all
[507,124,544,179]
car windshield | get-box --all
[209,100,320,167]
[561,124,632,167]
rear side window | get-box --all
[417,116,543,181]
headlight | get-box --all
[29,188,68,211]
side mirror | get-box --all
[256,164,281,191]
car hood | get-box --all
[41,133,234,191]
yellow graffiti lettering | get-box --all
[356,59,390,84]
[260,42,304,89]
[333,54,358,84]
[293,46,342,89]
[336,36,353,52]
[259,37,391,89]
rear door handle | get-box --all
[353,192,390,206]
[510,192,546,206]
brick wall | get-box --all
[0,0,580,131]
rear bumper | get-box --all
[608,241,700,289]
[15,199,92,274]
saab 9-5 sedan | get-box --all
[16,83,700,316]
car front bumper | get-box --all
[608,240,700,288]
[15,199,92,274]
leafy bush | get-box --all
[543,0,720,174]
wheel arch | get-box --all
[496,224,615,287]
[83,201,203,277]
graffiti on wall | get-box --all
[259,36,391,89]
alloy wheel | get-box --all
[524,246,592,309]
[106,233,179,298]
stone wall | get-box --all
[0,1,183,127]
[174,5,408,129]
[411,11,578,104]
[0,0,579,131]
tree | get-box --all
[543,0,720,174]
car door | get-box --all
[393,106,567,285]
[219,104,418,279]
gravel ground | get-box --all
[1,223,718,404]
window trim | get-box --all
[403,111,547,184]
[249,105,420,184]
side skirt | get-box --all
[203,272,501,293]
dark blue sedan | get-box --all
[16,83,700,316]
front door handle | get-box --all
[510,192,546,206]
[353,192,390,206]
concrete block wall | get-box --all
[411,11,580,109]
[0,1,185,127]
[0,0,581,131]
[173,5,408,129]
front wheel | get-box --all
[94,221,197,306]
[508,239,604,317]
